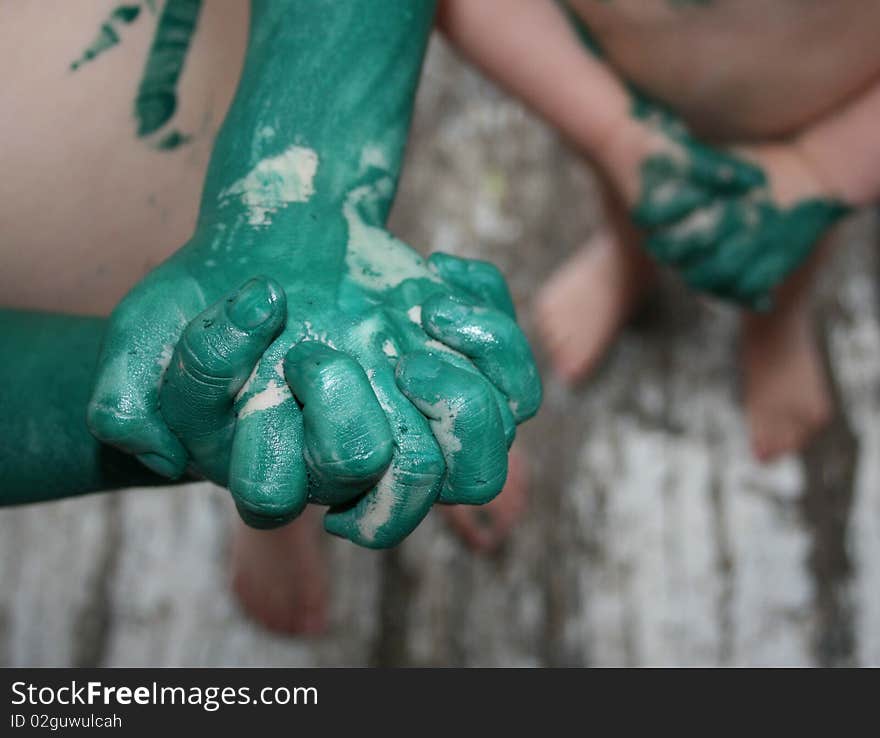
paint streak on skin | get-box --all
[237,380,291,420]
[135,0,203,141]
[156,343,174,373]
[343,168,441,292]
[155,130,191,150]
[423,400,463,454]
[70,5,142,71]
[356,472,398,544]
[220,146,319,226]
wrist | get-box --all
[795,134,863,206]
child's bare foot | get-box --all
[230,507,329,636]
[535,228,657,384]
[439,447,528,553]
[742,307,833,462]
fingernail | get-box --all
[137,452,180,479]
[227,279,276,330]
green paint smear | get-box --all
[70,4,142,71]
[154,129,191,150]
[646,195,849,309]
[134,0,203,138]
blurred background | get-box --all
[1,37,878,667]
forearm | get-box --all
[437,0,629,158]
[797,76,880,207]
[0,310,169,504]
[198,0,437,238]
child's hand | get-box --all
[643,142,851,308]
[87,188,540,548]
[597,97,766,227]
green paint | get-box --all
[154,129,191,150]
[88,0,541,549]
[0,309,172,504]
[647,196,849,309]
[630,95,766,227]
[134,0,202,143]
[70,4,142,71]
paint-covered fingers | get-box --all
[420,295,542,423]
[160,278,286,483]
[427,252,517,319]
[686,141,767,193]
[87,273,204,479]
[634,145,764,229]
[679,230,761,299]
[284,342,393,506]
[323,370,444,549]
[229,362,307,529]
[633,158,714,228]
[395,352,508,505]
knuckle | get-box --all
[311,438,394,486]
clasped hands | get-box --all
[87,186,541,549]
[598,96,849,308]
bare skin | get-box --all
[536,187,657,382]
[440,0,880,461]
[230,507,329,635]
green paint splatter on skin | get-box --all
[134,0,203,141]
[70,4,142,71]
[154,129,191,150]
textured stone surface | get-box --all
[1,39,878,667]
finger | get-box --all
[395,352,508,504]
[284,341,393,506]
[733,238,805,308]
[687,141,767,192]
[323,364,444,549]
[229,351,307,529]
[733,200,848,307]
[633,177,713,229]
[160,277,286,483]
[427,252,517,319]
[680,230,760,298]
[87,272,205,478]
[645,201,741,266]
[420,295,542,422]
[385,309,518,446]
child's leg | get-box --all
[230,506,329,635]
[741,235,837,462]
[536,186,658,384]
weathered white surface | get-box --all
[1,39,878,666]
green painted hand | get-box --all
[643,143,851,307]
[91,223,539,548]
[87,0,541,548]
